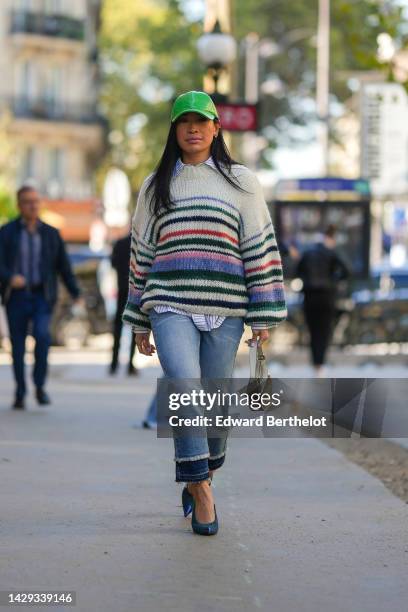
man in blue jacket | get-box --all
[0,185,82,409]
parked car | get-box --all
[343,266,408,345]
[51,247,113,347]
[270,265,408,347]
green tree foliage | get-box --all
[0,112,17,226]
[98,0,204,198]
[99,0,405,181]
[0,183,17,227]
[234,0,404,156]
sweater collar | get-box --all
[172,155,217,178]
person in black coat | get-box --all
[0,186,82,408]
[110,233,137,375]
[295,224,350,375]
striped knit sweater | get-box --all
[122,159,287,333]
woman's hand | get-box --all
[245,328,270,347]
[135,332,156,356]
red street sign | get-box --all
[215,103,258,132]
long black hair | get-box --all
[144,118,250,217]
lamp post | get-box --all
[197,19,237,101]
[316,0,330,177]
[243,33,282,104]
[242,33,282,170]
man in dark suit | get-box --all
[110,233,137,375]
[296,224,350,376]
[0,186,82,409]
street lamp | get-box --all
[197,19,237,97]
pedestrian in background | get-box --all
[141,392,157,429]
[0,186,82,409]
[122,90,287,536]
[109,232,137,376]
[296,224,349,376]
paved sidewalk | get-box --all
[1,360,407,612]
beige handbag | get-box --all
[246,340,272,408]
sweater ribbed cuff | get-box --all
[122,308,151,332]
[132,326,151,335]
[250,323,272,331]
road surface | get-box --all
[1,354,407,612]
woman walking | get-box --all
[123,91,287,535]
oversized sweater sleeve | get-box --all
[238,169,287,329]
[122,176,156,333]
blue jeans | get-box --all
[149,309,244,482]
[6,289,52,398]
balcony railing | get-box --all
[10,97,104,126]
[10,10,85,41]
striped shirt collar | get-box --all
[172,155,217,178]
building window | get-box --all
[49,147,65,181]
[17,60,36,102]
[44,66,63,113]
[47,147,65,197]
[20,146,36,183]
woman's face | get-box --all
[175,112,219,156]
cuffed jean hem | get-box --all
[208,454,226,472]
[175,452,226,483]
[175,457,209,483]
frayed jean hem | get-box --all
[175,453,226,483]
[175,457,209,483]
[174,452,210,462]
[208,454,225,472]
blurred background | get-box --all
[0,0,407,371]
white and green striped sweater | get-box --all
[122,159,287,333]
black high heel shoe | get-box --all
[182,475,213,517]
[191,499,218,536]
